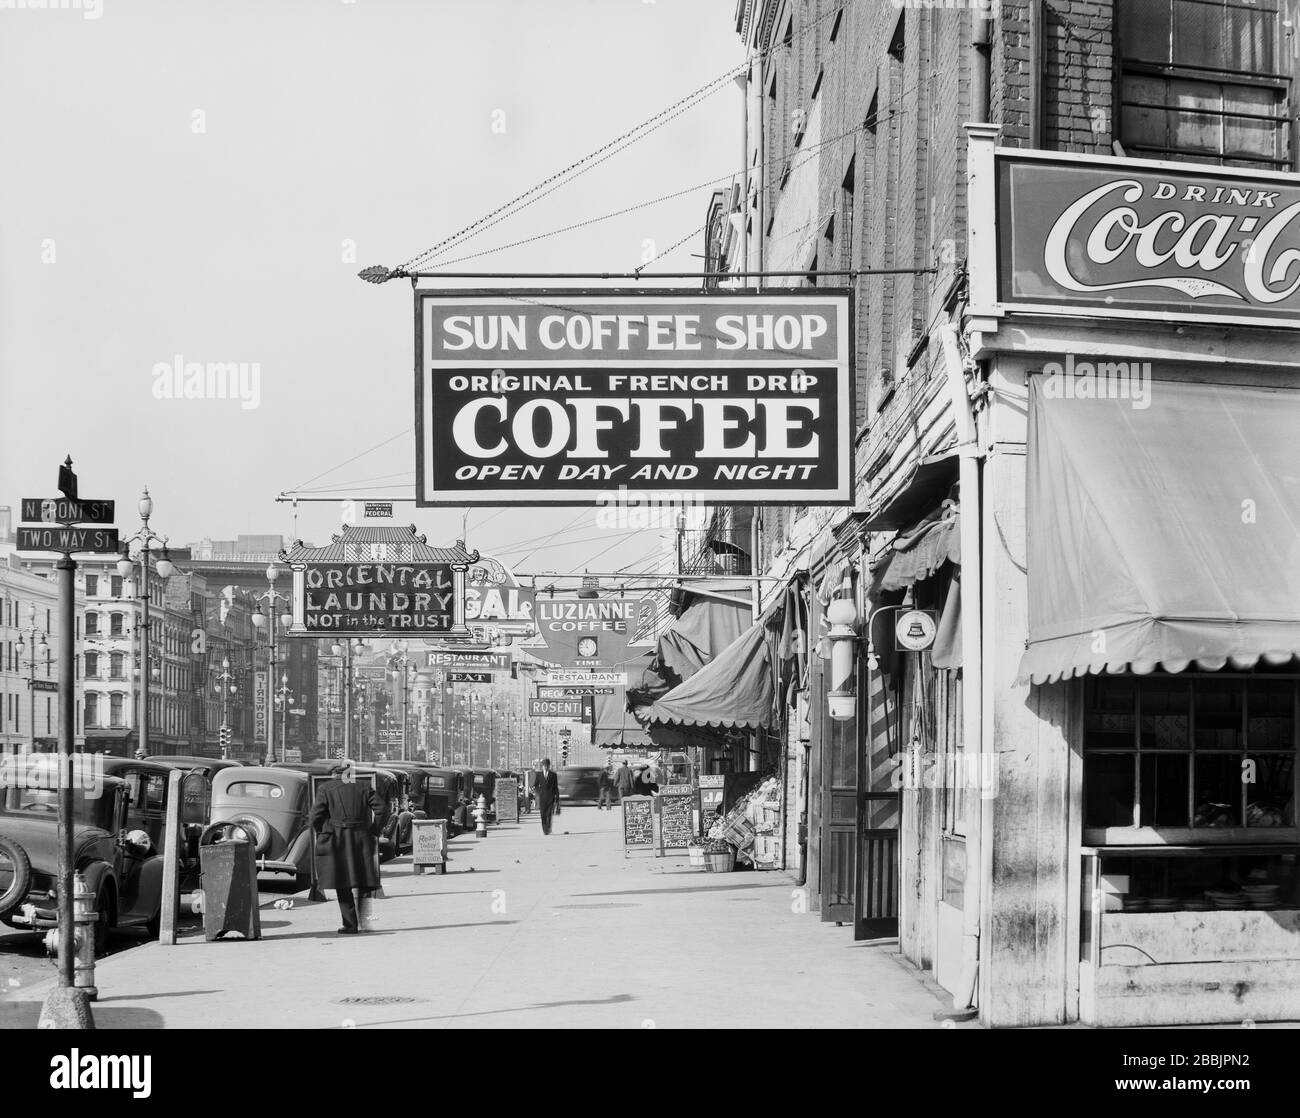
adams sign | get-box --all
[415,291,853,506]
[995,150,1300,326]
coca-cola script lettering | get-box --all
[997,154,1300,323]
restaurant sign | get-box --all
[416,292,854,505]
[996,151,1300,326]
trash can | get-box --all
[198,823,262,941]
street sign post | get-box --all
[21,498,115,524]
[17,526,119,553]
[29,679,58,693]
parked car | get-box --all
[0,755,181,954]
[208,766,313,887]
[469,768,497,821]
[558,766,603,804]
[150,755,242,861]
[417,766,470,833]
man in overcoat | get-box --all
[311,764,386,934]
[614,759,635,801]
[535,757,560,836]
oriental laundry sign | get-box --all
[293,562,463,636]
[415,292,854,505]
[996,151,1300,325]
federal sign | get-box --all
[995,150,1300,327]
[895,609,938,652]
[547,670,627,687]
[363,502,394,518]
[21,498,115,524]
[447,671,492,684]
[529,698,584,719]
[425,649,511,671]
[17,527,119,554]
[295,561,459,635]
[416,291,854,506]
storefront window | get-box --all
[1084,674,1298,839]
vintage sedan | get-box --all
[0,755,179,954]
[208,766,313,887]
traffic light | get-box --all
[219,724,231,751]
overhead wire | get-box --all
[400,4,847,271]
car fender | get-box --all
[121,856,164,925]
[284,825,313,875]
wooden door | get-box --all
[820,697,858,924]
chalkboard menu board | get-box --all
[496,777,519,824]
[622,796,654,853]
[657,789,695,852]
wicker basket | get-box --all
[705,848,736,873]
[687,845,706,868]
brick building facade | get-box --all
[720,0,1300,1026]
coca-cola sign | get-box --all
[997,153,1300,324]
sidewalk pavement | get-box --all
[2,806,963,1029]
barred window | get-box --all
[1117,0,1290,169]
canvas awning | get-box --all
[861,450,958,531]
[1018,377,1300,685]
[641,623,774,730]
[627,593,752,704]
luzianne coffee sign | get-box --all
[415,292,853,505]
[997,151,1300,325]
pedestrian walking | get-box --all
[614,759,635,800]
[597,767,614,810]
[311,764,385,935]
[535,757,560,835]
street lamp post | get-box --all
[387,641,415,762]
[330,638,369,762]
[14,605,50,753]
[250,564,292,766]
[117,488,174,759]
[274,672,293,763]
[214,656,237,759]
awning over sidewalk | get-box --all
[640,624,774,730]
[1018,377,1300,685]
[627,593,752,704]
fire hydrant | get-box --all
[473,794,488,838]
[44,872,97,1000]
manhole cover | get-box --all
[334,995,429,1006]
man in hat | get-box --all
[534,757,560,836]
[311,762,386,934]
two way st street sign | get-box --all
[17,526,119,554]
[21,497,115,524]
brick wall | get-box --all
[743,0,1124,518]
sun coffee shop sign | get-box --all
[415,292,854,505]
[992,148,1300,327]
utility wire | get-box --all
[400,5,847,271]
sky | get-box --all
[0,0,745,582]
